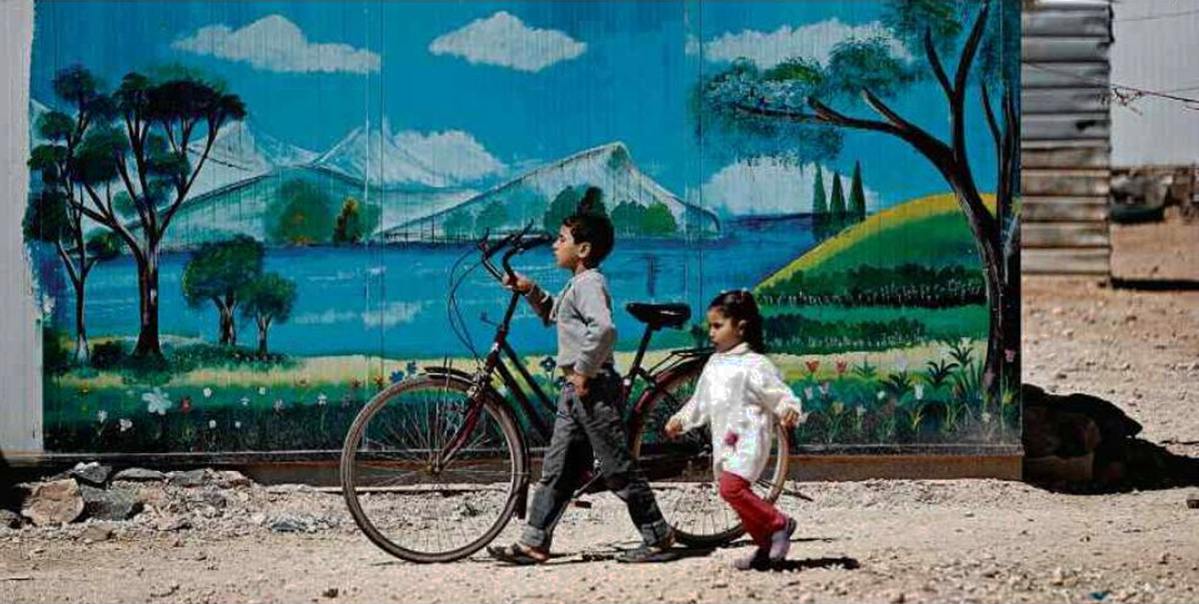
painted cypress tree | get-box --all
[850,160,867,221]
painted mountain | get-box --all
[376,142,721,243]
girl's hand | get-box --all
[779,408,802,428]
[502,272,534,293]
[664,418,685,439]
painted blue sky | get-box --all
[31,0,1012,215]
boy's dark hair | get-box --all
[563,195,615,267]
[708,290,766,353]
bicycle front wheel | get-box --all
[630,361,791,548]
[340,375,525,563]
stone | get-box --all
[21,479,84,526]
[1186,494,1199,509]
[168,470,209,487]
[323,588,339,598]
[155,516,192,532]
[0,509,23,529]
[80,485,144,521]
[69,462,113,487]
[214,471,253,489]
[81,523,114,543]
[113,468,166,482]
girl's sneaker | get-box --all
[769,516,797,561]
[733,547,770,571]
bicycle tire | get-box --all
[340,375,525,563]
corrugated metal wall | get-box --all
[1021,0,1113,274]
[1,0,41,457]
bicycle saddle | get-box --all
[625,302,691,330]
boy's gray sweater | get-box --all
[523,268,616,378]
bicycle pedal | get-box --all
[571,499,593,509]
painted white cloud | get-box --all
[699,158,881,216]
[173,15,380,74]
[694,18,910,68]
[429,11,585,72]
[394,130,506,181]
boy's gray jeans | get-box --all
[520,368,672,551]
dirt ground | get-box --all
[3,276,1198,604]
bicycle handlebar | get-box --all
[475,224,552,284]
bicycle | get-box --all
[340,225,791,563]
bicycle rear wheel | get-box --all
[630,360,791,548]
[340,375,525,563]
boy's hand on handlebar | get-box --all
[664,418,685,440]
[502,273,534,293]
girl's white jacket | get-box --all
[669,342,805,482]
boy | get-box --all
[487,204,675,565]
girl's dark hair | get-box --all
[708,289,766,353]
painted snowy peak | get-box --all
[312,119,505,189]
[378,142,721,242]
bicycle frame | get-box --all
[434,230,709,470]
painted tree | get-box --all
[60,69,246,360]
[829,171,847,221]
[811,166,828,217]
[25,66,119,365]
[332,198,365,244]
[474,201,509,234]
[697,0,1020,401]
[240,272,297,356]
[271,179,334,245]
[543,186,582,232]
[642,201,679,236]
[849,160,867,220]
[610,201,644,236]
[181,235,264,346]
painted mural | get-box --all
[24,0,1020,453]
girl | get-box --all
[665,290,805,570]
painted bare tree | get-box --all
[64,70,246,360]
[697,0,1020,402]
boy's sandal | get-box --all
[487,543,548,565]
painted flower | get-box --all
[406,361,418,375]
[142,387,171,415]
[835,360,849,375]
[855,405,866,417]
[298,378,309,387]
[982,412,993,424]
[118,418,133,432]
[805,360,820,374]
[42,296,55,316]
[876,390,886,401]
[316,393,328,406]
[202,387,213,399]
[819,382,830,396]
[540,356,557,373]
[914,384,925,401]
[389,370,404,384]
[96,410,108,423]
[240,396,250,407]
[180,396,192,414]
[257,386,267,396]
[78,384,92,396]
[372,374,386,389]
[804,387,814,401]
[234,421,242,429]
[208,419,217,429]
[273,399,284,412]
[349,378,361,390]
[830,401,845,415]
[895,358,908,373]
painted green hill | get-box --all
[757,192,995,292]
